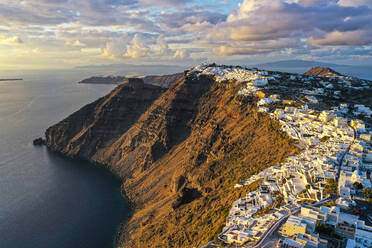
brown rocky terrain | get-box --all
[304,67,343,77]
[45,72,300,247]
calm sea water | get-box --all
[0,72,129,248]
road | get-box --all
[247,208,299,248]
[336,124,356,181]
[247,197,333,248]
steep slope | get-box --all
[46,78,166,161]
[45,69,299,247]
[304,67,343,77]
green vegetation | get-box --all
[297,199,316,204]
[362,188,372,202]
[322,200,336,207]
[274,194,284,207]
[245,179,262,193]
[320,136,330,142]
[324,179,338,196]
[353,182,363,190]
[315,221,334,235]
[253,194,283,218]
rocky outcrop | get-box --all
[304,67,343,77]
[45,73,299,248]
[33,137,45,146]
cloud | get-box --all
[124,34,150,59]
[0,1,156,29]
[202,0,372,56]
[212,38,301,56]
[0,36,23,45]
[338,0,372,8]
[1,0,372,68]
[310,30,372,46]
[173,49,189,59]
[160,8,226,31]
[100,39,128,60]
[139,0,191,7]
[157,35,170,55]
[65,40,86,47]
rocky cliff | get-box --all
[46,78,167,163]
[45,68,300,247]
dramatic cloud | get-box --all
[101,39,128,60]
[0,0,372,69]
[124,34,150,59]
[202,0,372,56]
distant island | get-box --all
[0,78,23,82]
[78,73,183,88]
[78,76,126,85]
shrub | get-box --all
[324,179,337,196]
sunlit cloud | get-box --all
[65,40,86,47]
[0,0,371,70]
[124,34,150,59]
[0,36,23,45]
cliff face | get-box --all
[45,73,299,247]
[46,78,167,162]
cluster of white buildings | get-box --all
[189,64,372,247]
[221,182,287,245]
[280,204,372,248]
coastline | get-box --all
[0,78,23,82]
[44,145,133,248]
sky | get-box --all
[0,0,372,70]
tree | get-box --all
[324,179,337,196]
[316,221,334,235]
[353,182,363,191]
[362,188,372,199]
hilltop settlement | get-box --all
[44,63,372,248]
[190,65,372,248]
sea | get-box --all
[0,70,129,248]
